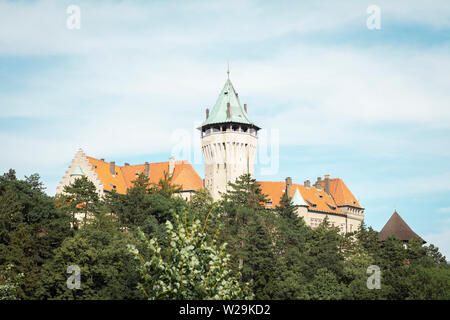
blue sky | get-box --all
[0,0,449,257]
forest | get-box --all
[0,169,449,300]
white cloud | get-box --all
[0,0,450,203]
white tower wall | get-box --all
[201,127,258,200]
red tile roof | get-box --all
[324,178,362,208]
[86,156,203,194]
[258,177,361,214]
[258,181,343,214]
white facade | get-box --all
[56,148,105,197]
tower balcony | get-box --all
[201,123,258,138]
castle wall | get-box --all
[295,207,364,234]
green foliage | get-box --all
[37,224,141,300]
[105,173,187,238]
[55,176,100,228]
[217,175,278,299]
[0,264,24,300]
[406,265,450,299]
[0,169,449,300]
[222,173,267,210]
[128,211,252,300]
[153,171,182,197]
[0,169,73,299]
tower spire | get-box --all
[227,61,230,79]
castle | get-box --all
[57,75,364,233]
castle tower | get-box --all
[198,75,260,200]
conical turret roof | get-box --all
[201,78,259,129]
[379,211,425,243]
[292,188,308,206]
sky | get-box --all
[0,0,449,257]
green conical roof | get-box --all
[70,166,85,176]
[201,78,259,128]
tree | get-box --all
[189,188,215,223]
[307,268,345,300]
[272,193,311,299]
[217,174,277,299]
[128,211,252,300]
[37,223,141,300]
[104,173,187,245]
[221,174,267,210]
[406,265,450,300]
[55,176,100,228]
[0,264,24,300]
[0,169,73,299]
[153,171,182,197]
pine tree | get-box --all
[272,193,311,299]
[0,169,72,299]
[55,176,100,228]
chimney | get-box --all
[244,103,247,113]
[304,180,311,188]
[314,177,322,190]
[324,174,330,195]
[110,161,116,176]
[285,177,292,196]
[100,158,105,162]
[227,103,231,118]
[169,156,175,177]
[206,108,210,119]
[144,162,150,177]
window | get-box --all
[326,202,336,210]
[306,199,316,207]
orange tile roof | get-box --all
[171,162,203,191]
[86,157,203,194]
[258,181,344,214]
[323,178,362,208]
[87,157,128,194]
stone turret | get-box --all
[198,76,260,200]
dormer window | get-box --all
[306,199,316,207]
[326,202,336,210]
